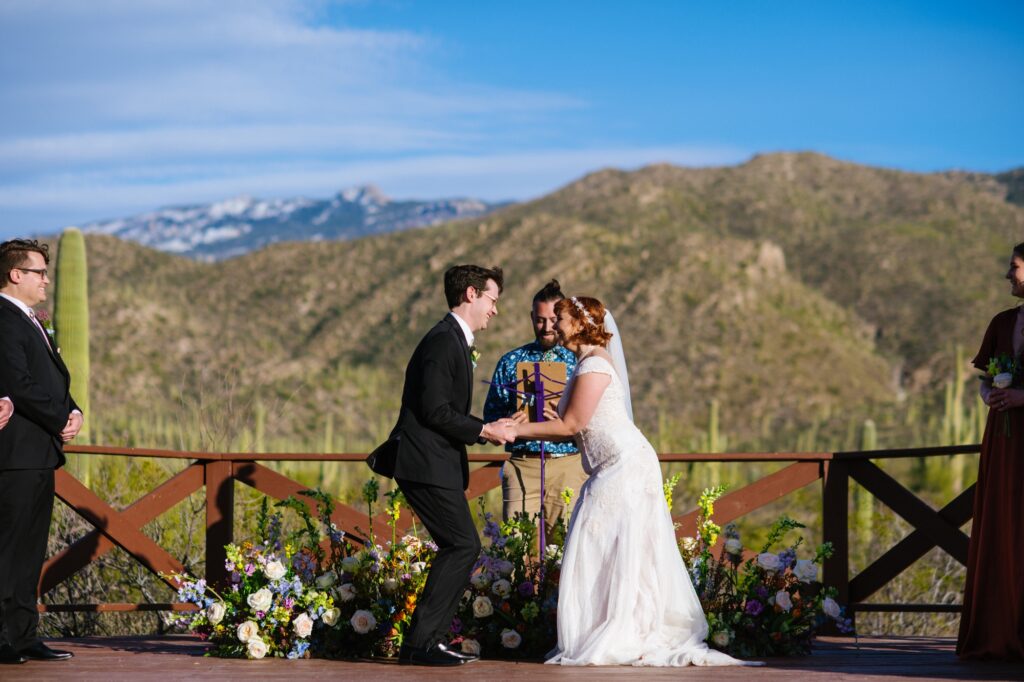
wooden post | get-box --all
[822,459,852,632]
[205,460,234,588]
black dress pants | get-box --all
[0,468,54,651]
[395,479,481,649]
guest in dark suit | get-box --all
[0,239,81,665]
[380,264,515,666]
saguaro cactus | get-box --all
[54,227,90,442]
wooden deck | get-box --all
[4,636,1021,681]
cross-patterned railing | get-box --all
[40,443,979,628]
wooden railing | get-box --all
[40,444,979,626]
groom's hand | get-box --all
[481,421,516,445]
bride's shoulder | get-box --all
[578,349,614,373]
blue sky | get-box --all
[0,0,1021,238]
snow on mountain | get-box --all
[78,186,504,260]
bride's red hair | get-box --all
[555,296,614,347]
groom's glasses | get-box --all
[479,290,499,311]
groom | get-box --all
[380,264,514,666]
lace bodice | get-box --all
[561,355,652,475]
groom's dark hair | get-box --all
[444,264,504,308]
[0,238,50,288]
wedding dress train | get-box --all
[548,355,758,667]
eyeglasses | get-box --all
[478,290,499,310]
[16,267,48,279]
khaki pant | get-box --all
[501,453,588,541]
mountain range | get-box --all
[57,152,1024,454]
[78,186,503,260]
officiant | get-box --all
[484,279,587,538]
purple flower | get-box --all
[284,597,295,610]
[755,585,769,600]
[778,548,797,570]
[402,573,412,581]
[518,581,535,598]
[244,563,256,576]
[450,617,463,634]
[744,600,764,616]
[224,560,235,572]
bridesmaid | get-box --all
[957,242,1024,660]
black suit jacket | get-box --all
[0,296,78,470]
[387,315,483,490]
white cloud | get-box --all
[0,145,749,214]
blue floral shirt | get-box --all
[483,341,579,456]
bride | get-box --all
[510,296,760,667]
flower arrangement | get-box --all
[318,480,437,658]
[168,492,338,659]
[680,486,854,657]
[984,353,1021,436]
[449,501,564,659]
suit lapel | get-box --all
[0,298,67,372]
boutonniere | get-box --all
[470,346,480,370]
[34,309,56,338]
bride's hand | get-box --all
[507,411,529,425]
[542,405,562,422]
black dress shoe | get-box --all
[20,642,73,661]
[0,645,27,664]
[398,643,466,666]
[436,642,479,661]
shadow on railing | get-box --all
[40,443,979,629]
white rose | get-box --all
[350,609,377,634]
[292,612,314,638]
[461,638,481,656]
[322,607,341,627]
[236,620,259,643]
[411,561,427,574]
[495,560,514,577]
[401,535,422,552]
[206,601,226,625]
[756,552,781,571]
[472,595,494,618]
[775,590,793,612]
[491,579,512,598]
[544,544,562,561]
[794,559,819,583]
[724,538,743,556]
[470,573,491,590]
[246,637,268,659]
[340,556,361,573]
[822,597,841,619]
[500,628,522,649]
[994,372,1014,389]
[315,570,337,588]
[336,583,357,602]
[382,578,399,593]
[247,587,273,613]
[711,630,731,647]
[263,560,286,581]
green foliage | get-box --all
[54,227,90,442]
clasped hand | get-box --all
[61,412,83,442]
[0,399,12,430]
[988,387,1023,412]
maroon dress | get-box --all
[957,308,1024,659]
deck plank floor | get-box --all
[2,636,1021,681]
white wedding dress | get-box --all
[548,355,757,667]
